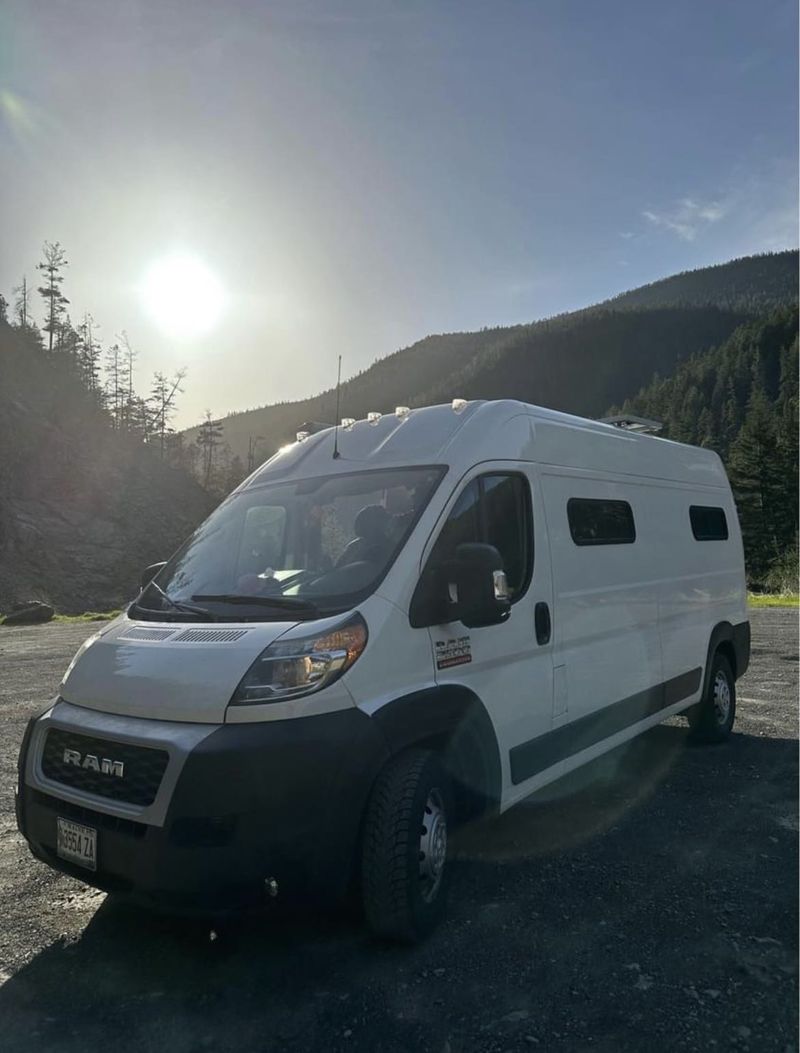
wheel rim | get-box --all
[713,670,731,725]
[419,788,447,904]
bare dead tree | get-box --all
[149,368,187,459]
[12,276,31,328]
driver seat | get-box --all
[336,504,392,568]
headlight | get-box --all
[229,613,368,705]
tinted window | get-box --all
[482,474,531,595]
[690,505,729,541]
[567,498,636,545]
[428,473,532,597]
[429,479,481,565]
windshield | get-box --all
[132,466,445,621]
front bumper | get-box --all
[17,700,388,913]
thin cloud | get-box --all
[642,197,728,241]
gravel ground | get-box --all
[0,610,796,1052]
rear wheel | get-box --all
[361,749,451,943]
[688,652,736,743]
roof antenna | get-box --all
[332,355,342,459]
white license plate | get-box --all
[56,817,97,871]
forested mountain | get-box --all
[1,247,795,610]
[604,250,797,313]
[184,249,796,590]
[190,305,751,465]
[0,320,213,613]
[618,306,798,587]
[192,252,796,469]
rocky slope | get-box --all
[0,322,214,614]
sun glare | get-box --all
[140,253,226,340]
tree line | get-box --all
[0,241,239,495]
[618,306,798,590]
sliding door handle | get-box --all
[535,602,551,645]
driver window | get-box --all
[427,472,532,600]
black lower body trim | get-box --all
[18,708,390,913]
[733,621,751,679]
[509,668,702,785]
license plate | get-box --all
[56,817,97,871]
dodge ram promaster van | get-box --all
[16,399,750,941]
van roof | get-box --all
[245,399,729,490]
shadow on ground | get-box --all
[2,724,797,1053]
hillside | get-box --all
[618,306,798,585]
[605,250,798,313]
[0,321,214,613]
[189,250,796,464]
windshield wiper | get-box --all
[145,582,214,619]
[192,594,319,614]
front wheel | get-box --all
[361,749,451,943]
[687,652,736,743]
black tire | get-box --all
[361,749,451,943]
[687,651,736,743]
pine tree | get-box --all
[105,342,123,428]
[36,242,69,353]
[225,454,246,491]
[195,411,224,488]
[119,332,137,432]
[728,386,786,580]
[78,314,103,395]
[56,316,81,362]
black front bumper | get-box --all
[18,708,389,913]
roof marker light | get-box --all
[341,417,356,431]
[367,412,382,425]
[296,430,310,443]
[395,406,411,419]
[452,398,468,413]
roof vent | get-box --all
[367,411,382,425]
[341,417,356,430]
[395,406,411,420]
[600,415,663,435]
[452,398,468,414]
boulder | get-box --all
[2,601,55,626]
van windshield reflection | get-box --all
[132,466,444,621]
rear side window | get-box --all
[567,498,636,546]
[690,505,729,541]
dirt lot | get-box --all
[0,610,796,1052]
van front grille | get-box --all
[41,729,169,807]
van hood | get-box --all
[59,617,300,723]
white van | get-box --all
[16,400,750,941]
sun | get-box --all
[140,253,226,340]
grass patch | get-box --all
[53,610,123,623]
[748,593,799,608]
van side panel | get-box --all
[649,477,747,692]
[540,469,664,735]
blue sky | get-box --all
[1,0,797,424]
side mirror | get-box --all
[140,561,167,590]
[445,543,511,629]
